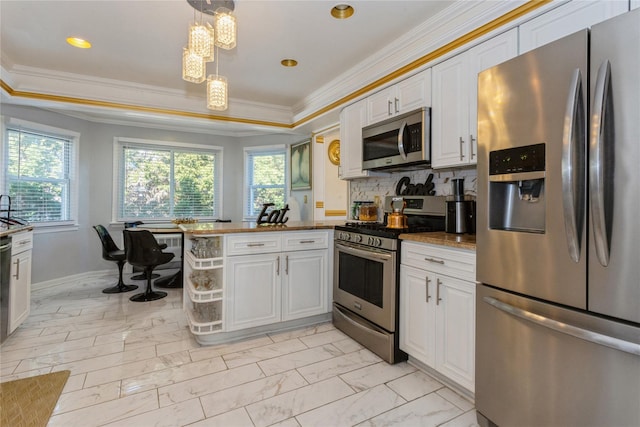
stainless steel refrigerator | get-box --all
[476,9,640,427]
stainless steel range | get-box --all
[333,195,445,363]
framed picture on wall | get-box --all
[290,139,311,190]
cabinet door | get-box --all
[339,99,370,179]
[9,250,32,333]
[397,69,431,113]
[282,249,328,321]
[399,265,436,366]
[226,254,280,331]
[435,275,475,392]
[468,28,518,164]
[367,86,396,124]
[519,0,628,53]
[431,53,470,168]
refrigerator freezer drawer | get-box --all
[476,284,640,427]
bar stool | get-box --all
[123,229,174,302]
[92,225,138,294]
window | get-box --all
[244,146,287,220]
[114,138,222,222]
[2,119,78,227]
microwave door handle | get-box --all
[590,60,612,267]
[397,122,408,160]
[561,68,586,263]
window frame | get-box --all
[112,137,223,223]
[243,145,288,221]
[1,117,80,232]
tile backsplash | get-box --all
[349,167,477,219]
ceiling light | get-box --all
[331,4,354,19]
[207,75,228,111]
[182,0,237,111]
[66,37,91,49]
[281,59,298,67]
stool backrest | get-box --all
[93,225,120,257]
[123,229,166,267]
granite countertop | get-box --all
[0,224,33,238]
[179,220,346,235]
[400,231,476,251]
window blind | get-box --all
[116,140,221,221]
[244,147,287,219]
[4,128,76,224]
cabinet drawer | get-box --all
[282,231,328,251]
[11,230,33,255]
[226,233,282,256]
[401,241,475,282]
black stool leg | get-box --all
[102,260,138,294]
[130,267,167,302]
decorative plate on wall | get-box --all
[328,139,340,165]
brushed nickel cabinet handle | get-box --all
[425,276,431,302]
[247,243,265,247]
[470,134,476,160]
[459,137,465,161]
[276,256,280,275]
[13,258,20,280]
[285,255,289,275]
[424,257,445,265]
[436,278,442,305]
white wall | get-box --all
[1,104,304,283]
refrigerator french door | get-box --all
[476,9,640,427]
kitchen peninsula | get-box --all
[178,221,343,345]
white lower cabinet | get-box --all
[9,230,33,334]
[400,242,476,392]
[225,231,329,332]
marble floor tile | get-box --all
[355,393,463,427]
[84,350,192,388]
[158,363,265,406]
[223,338,309,369]
[386,370,445,401]
[200,369,309,417]
[245,377,355,427]
[295,383,406,427]
[296,348,382,383]
[53,380,121,415]
[258,344,344,376]
[48,389,159,426]
[187,407,254,427]
[102,398,205,427]
[1,273,478,427]
[120,356,227,396]
[339,361,417,392]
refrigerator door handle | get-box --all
[561,68,586,263]
[483,296,640,356]
[590,60,612,267]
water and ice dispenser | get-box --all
[488,143,546,233]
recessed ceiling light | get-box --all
[66,37,91,49]
[281,59,298,67]
[331,4,354,19]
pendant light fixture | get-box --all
[182,0,236,111]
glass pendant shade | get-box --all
[188,22,215,62]
[214,8,237,50]
[182,48,206,83]
[207,75,228,110]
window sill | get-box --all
[33,223,80,235]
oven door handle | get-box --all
[335,242,392,262]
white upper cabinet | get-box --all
[339,99,371,180]
[367,69,431,124]
[519,0,629,53]
[432,29,517,169]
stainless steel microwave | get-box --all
[362,107,430,171]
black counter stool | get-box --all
[124,221,165,280]
[123,229,174,302]
[92,225,138,294]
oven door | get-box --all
[333,241,396,331]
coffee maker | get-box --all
[445,178,476,234]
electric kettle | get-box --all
[386,197,408,229]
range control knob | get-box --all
[354,234,363,243]
[374,238,382,247]
[343,232,351,241]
